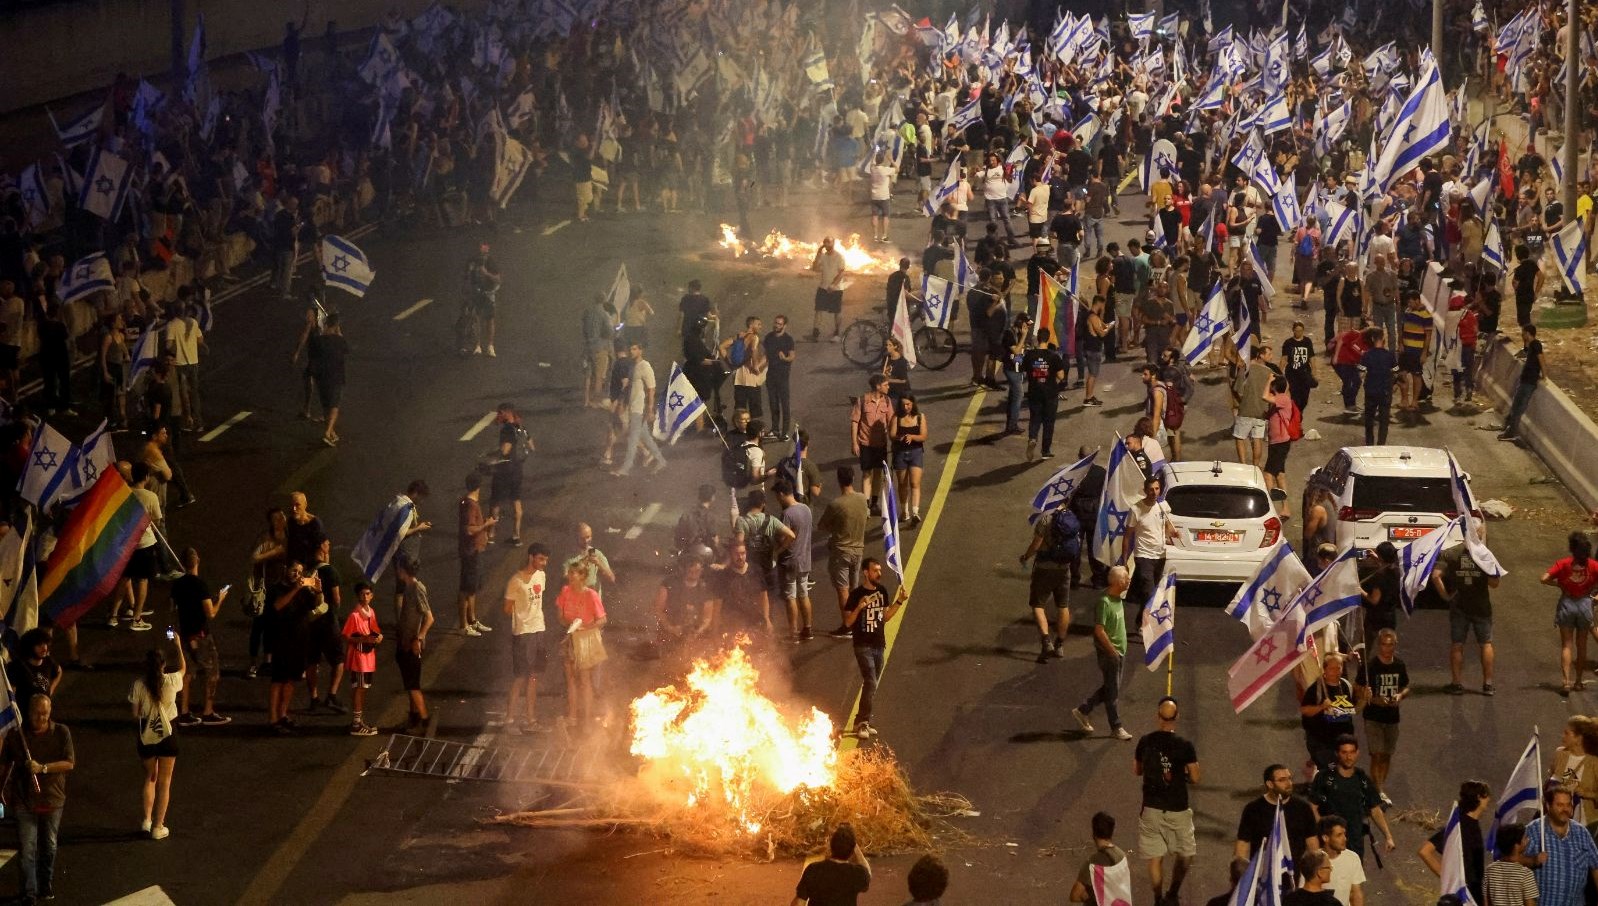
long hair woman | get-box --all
[891,394,928,527]
[130,646,185,839]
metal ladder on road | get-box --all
[363,733,613,785]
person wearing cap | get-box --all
[1134,697,1200,906]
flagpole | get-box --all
[1166,646,1173,697]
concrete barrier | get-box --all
[1478,338,1598,512]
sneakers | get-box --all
[1051,639,1066,659]
[472,345,484,355]
[1483,682,1496,696]
[473,621,493,633]
[1443,682,1465,695]
[1026,439,1038,461]
[1379,792,1394,807]
[1497,431,1518,442]
[828,625,853,639]
[799,627,815,642]
[1112,727,1134,741]
[140,818,152,833]
[199,713,232,726]
[130,620,153,632]
[852,722,875,739]
[1070,708,1095,734]
[151,826,171,840]
[350,721,379,737]
[464,626,482,637]
[245,665,259,679]
[1041,452,1055,460]
[175,713,202,728]
[323,696,348,715]
[1037,641,1051,664]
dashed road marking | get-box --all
[392,298,434,321]
[460,411,498,442]
[541,219,572,236]
[624,503,662,541]
[199,410,252,443]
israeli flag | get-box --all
[955,245,973,297]
[127,324,163,389]
[351,495,418,582]
[1310,44,1333,77]
[48,104,104,148]
[320,235,377,298]
[1150,213,1171,251]
[1182,283,1230,364]
[1031,449,1098,515]
[1261,804,1297,906]
[1272,175,1302,232]
[1472,0,1489,31]
[1196,203,1218,253]
[1141,571,1177,670]
[1322,199,1357,250]
[1469,177,1495,214]
[1438,806,1480,906]
[1398,517,1456,614]
[1449,450,1506,577]
[62,420,114,504]
[1229,832,1267,906]
[1129,12,1155,42]
[57,253,114,305]
[19,165,49,230]
[949,98,982,134]
[1488,731,1542,853]
[653,363,706,445]
[1092,436,1146,566]
[1072,113,1101,151]
[1293,23,1309,59]
[1315,100,1351,157]
[1372,53,1452,194]
[881,472,904,580]
[1228,541,1312,639]
[1552,217,1588,295]
[1192,77,1226,111]
[1233,287,1255,358]
[78,148,134,222]
[1291,547,1364,646]
[1247,243,1276,301]
[17,423,78,510]
[1482,221,1506,272]
[923,159,961,217]
[921,274,955,328]
[1551,144,1566,191]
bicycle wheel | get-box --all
[914,326,958,371]
[842,320,887,368]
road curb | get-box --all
[1479,338,1598,511]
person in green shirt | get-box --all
[1070,811,1130,904]
[1072,565,1132,740]
[563,522,616,599]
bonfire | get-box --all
[718,224,902,275]
[494,643,972,858]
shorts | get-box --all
[347,671,374,689]
[396,648,424,691]
[490,468,523,504]
[1082,350,1104,377]
[1232,416,1267,440]
[858,445,888,473]
[271,647,307,683]
[892,446,924,470]
[829,550,863,590]
[1028,221,1046,238]
[184,634,220,681]
[124,544,159,581]
[1264,441,1290,475]
[137,734,179,760]
[460,551,482,594]
[306,618,342,666]
[1399,347,1424,374]
[1137,807,1197,858]
[918,175,932,193]
[1029,566,1071,610]
[780,565,812,600]
[1365,718,1400,755]
[316,379,343,411]
[1556,595,1594,630]
[511,632,547,677]
[870,198,890,217]
[814,288,844,313]
[1449,610,1493,644]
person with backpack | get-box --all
[722,316,767,420]
[1019,504,1081,663]
[1263,374,1300,518]
[490,403,535,544]
[1158,348,1193,460]
[1138,363,1171,449]
[733,489,795,606]
[673,485,724,559]
[1022,328,1067,462]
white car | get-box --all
[1161,461,1282,583]
[1306,446,1475,552]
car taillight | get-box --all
[1261,516,1281,548]
[1337,507,1380,521]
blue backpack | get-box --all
[1040,509,1083,563]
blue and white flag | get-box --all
[1291,547,1364,645]
[0,667,19,738]
[881,472,904,580]
[1322,199,1357,250]
[1310,44,1334,77]
[1159,12,1181,36]
[1247,243,1276,301]
[1031,449,1098,515]
[1192,77,1227,112]
[949,98,982,134]
[1552,217,1588,295]
[1470,177,1495,215]
[47,104,103,148]
[360,32,402,86]
[1141,571,1177,670]
[1071,113,1101,151]
[1471,0,1489,32]
[1196,203,1218,253]
[1482,222,1506,272]
[653,363,705,445]
[1315,101,1351,157]
[1449,451,1506,577]
[1272,175,1302,232]
[1129,12,1155,42]
[1233,290,1254,358]
[19,165,49,230]
[1228,541,1313,639]
[78,148,134,222]
[57,253,113,305]
[921,274,955,328]
[923,159,961,217]
[1372,53,1452,193]
[351,495,417,582]
[955,245,973,296]
[1551,145,1566,191]
[1150,213,1171,251]
[1261,803,1297,906]
[320,235,376,298]
[1182,283,1229,364]
[1092,436,1146,566]
[1399,517,1457,614]
[1229,828,1267,906]
[62,420,114,504]
[17,423,78,510]
[1439,805,1481,906]
[127,323,162,389]
[1293,23,1309,59]
[1488,731,1542,853]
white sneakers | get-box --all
[1070,708,1095,734]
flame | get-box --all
[718,224,901,274]
[629,643,837,834]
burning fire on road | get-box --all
[718,224,901,274]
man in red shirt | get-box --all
[850,374,894,506]
[1331,320,1371,415]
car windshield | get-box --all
[1165,485,1271,519]
[1350,476,1457,513]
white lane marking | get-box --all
[541,219,572,236]
[392,298,433,321]
[199,411,252,443]
[460,411,498,442]
[624,503,662,541]
[104,884,177,905]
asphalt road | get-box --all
[19,177,1591,906]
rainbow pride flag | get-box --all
[39,470,150,628]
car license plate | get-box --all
[1195,530,1241,544]
[1387,525,1434,541]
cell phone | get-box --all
[165,628,176,640]
[219,584,232,596]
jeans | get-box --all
[1335,363,1360,409]
[1453,346,1477,400]
[1130,556,1165,609]
[1323,303,1338,346]
[618,411,667,474]
[17,807,62,898]
[985,199,1017,241]
[1005,370,1025,431]
[1058,243,1081,271]
[767,374,791,434]
[1083,217,1104,257]
[1372,304,1399,351]
[1078,650,1124,729]
[1364,392,1392,445]
[1504,381,1537,435]
[274,249,296,300]
[854,645,886,724]
[176,363,202,427]
[1027,393,1059,454]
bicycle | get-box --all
[841,300,958,371]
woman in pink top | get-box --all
[557,565,608,727]
[1262,375,1296,518]
[1541,532,1598,694]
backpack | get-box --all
[722,441,756,488]
[1297,230,1316,256]
[1163,383,1186,430]
[1040,508,1082,563]
[1113,256,1136,293]
[1285,402,1304,441]
[727,336,749,368]
[508,424,531,463]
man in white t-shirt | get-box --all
[811,240,847,341]
[166,300,206,432]
[976,152,1019,245]
[503,544,549,733]
[613,342,667,477]
[1320,815,1366,906]
[1025,172,1052,238]
[1122,475,1173,610]
[869,151,895,242]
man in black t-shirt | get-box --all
[172,547,230,726]
[843,559,904,740]
[1235,763,1320,860]
[1500,324,1543,441]
[1022,329,1066,461]
[268,561,322,733]
[1433,543,1500,694]
[793,823,871,905]
[677,279,716,336]
[1300,653,1357,771]
[1354,629,1409,805]
[490,403,534,543]
[764,315,797,439]
[1135,697,1200,906]
[1510,244,1542,328]
[305,538,347,715]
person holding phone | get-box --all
[172,548,230,727]
[130,644,185,839]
